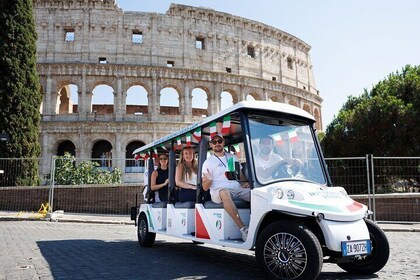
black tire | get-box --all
[256,221,323,280]
[337,219,390,275]
[137,213,156,247]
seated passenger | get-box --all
[255,136,302,181]
[150,154,169,202]
[201,134,250,241]
[176,146,198,202]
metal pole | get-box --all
[365,154,372,214]
[370,154,376,222]
[48,156,56,213]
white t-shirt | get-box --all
[201,153,240,196]
[254,152,282,181]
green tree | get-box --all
[0,0,42,185]
[322,65,420,157]
[54,153,122,185]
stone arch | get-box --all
[51,78,80,115]
[314,108,322,130]
[222,88,240,104]
[221,91,234,111]
[288,99,298,107]
[246,94,256,101]
[302,103,311,114]
[125,80,152,96]
[192,87,209,117]
[39,85,44,114]
[268,94,282,103]
[92,139,113,168]
[56,140,76,156]
[56,84,79,114]
[160,86,180,115]
[126,85,149,115]
[125,140,146,172]
[92,84,115,114]
[244,88,263,100]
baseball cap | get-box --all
[210,133,224,141]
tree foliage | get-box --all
[322,65,420,157]
[0,0,42,185]
[54,153,122,185]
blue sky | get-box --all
[115,0,420,128]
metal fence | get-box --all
[0,156,419,221]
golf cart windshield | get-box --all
[248,113,326,185]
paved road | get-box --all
[0,221,419,280]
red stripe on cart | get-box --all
[347,201,363,212]
[195,210,210,239]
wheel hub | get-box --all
[264,233,307,279]
[278,250,290,263]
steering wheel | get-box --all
[272,160,302,179]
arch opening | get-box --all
[192,88,208,117]
[126,85,149,115]
[92,85,114,114]
[160,87,180,115]
[125,141,146,173]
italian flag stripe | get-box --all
[288,130,298,142]
[193,127,201,141]
[272,133,283,145]
[209,122,217,138]
[186,133,191,147]
[176,137,182,149]
[221,115,231,134]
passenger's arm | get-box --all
[151,170,168,191]
[201,167,212,191]
[175,165,197,190]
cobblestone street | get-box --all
[0,221,419,280]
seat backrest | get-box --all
[146,157,155,203]
[168,149,178,203]
[197,138,209,203]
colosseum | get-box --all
[33,0,323,182]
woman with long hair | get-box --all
[150,154,169,202]
[176,146,197,202]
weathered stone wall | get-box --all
[33,0,323,176]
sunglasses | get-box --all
[159,158,168,161]
[211,139,224,144]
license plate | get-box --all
[341,240,372,257]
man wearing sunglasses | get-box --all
[201,133,250,241]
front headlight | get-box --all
[275,188,284,199]
[287,190,295,200]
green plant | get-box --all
[54,153,122,185]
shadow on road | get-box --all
[37,239,379,279]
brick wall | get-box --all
[1,185,418,221]
[352,193,420,222]
[0,184,145,214]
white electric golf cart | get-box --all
[131,101,389,280]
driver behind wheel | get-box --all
[254,135,302,182]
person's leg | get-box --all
[218,189,245,229]
[235,188,250,202]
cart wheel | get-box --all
[337,219,389,275]
[256,221,323,280]
[137,213,156,247]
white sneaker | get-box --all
[240,226,248,241]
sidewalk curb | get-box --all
[0,216,134,225]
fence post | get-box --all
[368,154,376,221]
[365,154,372,213]
[48,156,56,213]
